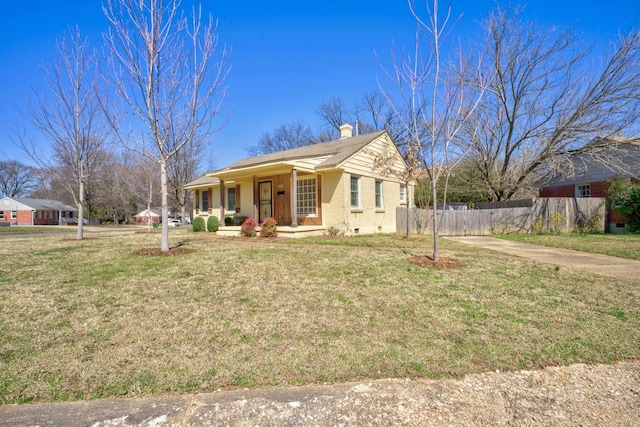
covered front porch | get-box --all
[214,165,323,228]
[216,224,325,238]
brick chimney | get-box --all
[339,123,353,139]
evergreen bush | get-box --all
[192,216,205,232]
[207,215,219,232]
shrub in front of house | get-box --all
[240,218,257,237]
[224,216,234,226]
[192,216,205,232]
[233,215,248,225]
[260,217,277,237]
[207,215,219,232]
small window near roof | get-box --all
[576,184,591,198]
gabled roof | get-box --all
[544,136,640,187]
[8,198,77,212]
[134,208,160,218]
[212,130,387,173]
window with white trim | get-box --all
[296,177,317,216]
[11,211,17,219]
[576,184,591,198]
[350,175,360,209]
[400,184,407,204]
[375,180,383,209]
[0,211,4,220]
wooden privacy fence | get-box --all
[396,197,606,236]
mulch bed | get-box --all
[407,256,464,268]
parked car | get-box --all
[168,218,181,227]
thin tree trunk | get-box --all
[431,178,439,261]
[160,159,169,251]
[77,178,84,240]
[147,180,153,232]
[406,184,411,239]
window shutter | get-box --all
[236,184,241,212]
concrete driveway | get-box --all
[446,236,640,283]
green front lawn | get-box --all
[0,232,638,404]
[0,226,76,235]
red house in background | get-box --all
[539,137,640,233]
[133,208,160,225]
[0,197,77,226]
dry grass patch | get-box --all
[0,232,638,404]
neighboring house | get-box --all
[539,137,640,232]
[184,124,410,237]
[133,208,161,225]
[0,197,77,226]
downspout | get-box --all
[219,180,225,222]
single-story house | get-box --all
[539,136,640,232]
[184,124,411,237]
[133,208,161,224]
[0,197,77,226]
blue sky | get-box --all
[1,1,638,170]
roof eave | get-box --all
[208,160,317,179]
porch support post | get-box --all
[291,168,298,227]
[253,175,258,220]
[219,179,225,220]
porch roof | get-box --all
[183,175,220,190]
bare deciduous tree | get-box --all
[316,97,346,136]
[86,149,136,225]
[18,26,107,238]
[103,0,230,251]
[466,6,640,201]
[316,92,394,139]
[0,160,37,198]
[129,153,161,231]
[245,120,319,156]
[369,142,426,238]
[167,138,202,222]
[378,0,488,261]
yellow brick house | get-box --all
[184,124,411,237]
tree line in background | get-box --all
[0,154,186,226]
